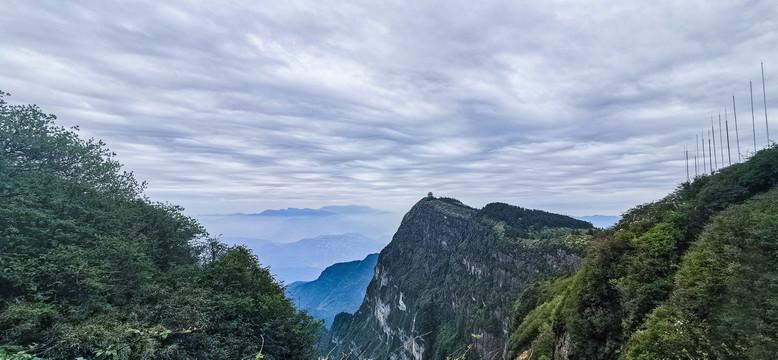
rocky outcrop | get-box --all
[330,197,592,359]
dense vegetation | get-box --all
[476,202,593,239]
[0,92,320,359]
[508,144,778,359]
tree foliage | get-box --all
[0,92,320,359]
[508,144,778,359]
[625,189,778,359]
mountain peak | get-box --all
[410,196,477,218]
[331,198,593,359]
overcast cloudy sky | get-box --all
[2,1,776,217]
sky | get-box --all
[2,0,777,218]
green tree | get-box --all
[0,91,320,359]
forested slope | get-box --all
[508,145,778,359]
[0,92,320,359]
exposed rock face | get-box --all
[554,332,571,360]
[331,198,592,359]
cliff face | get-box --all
[331,198,592,359]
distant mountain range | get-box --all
[254,205,379,217]
[249,233,385,283]
[286,253,379,328]
[197,205,401,243]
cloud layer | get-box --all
[2,1,776,216]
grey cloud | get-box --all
[2,0,777,219]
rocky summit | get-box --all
[327,197,593,359]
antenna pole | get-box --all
[725,116,732,166]
[733,98,742,161]
[762,60,770,144]
[711,116,718,170]
[718,114,724,166]
[685,144,690,182]
[702,130,707,174]
[695,134,699,176]
[751,81,758,152]
[708,136,713,174]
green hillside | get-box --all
[0,92,320,359]
[508,144,778,359]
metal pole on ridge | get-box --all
[711,117,718,170]
[751,81,758,152]
[708,136,713,174]
[718,114,724,166]
[702,130,707,174]
[725,116,732,166]
[762,61,770,144]
[732,99,742,161]
[695,134,699,176]
[685,144,690,182]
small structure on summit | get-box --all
[427,192,434,198]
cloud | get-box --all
[1,0,777,218]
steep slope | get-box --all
[332,197,593,359]
[507,145,778,360]
[624,188,778,358]
[286,253,379,328]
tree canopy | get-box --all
[0,91,320,359]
